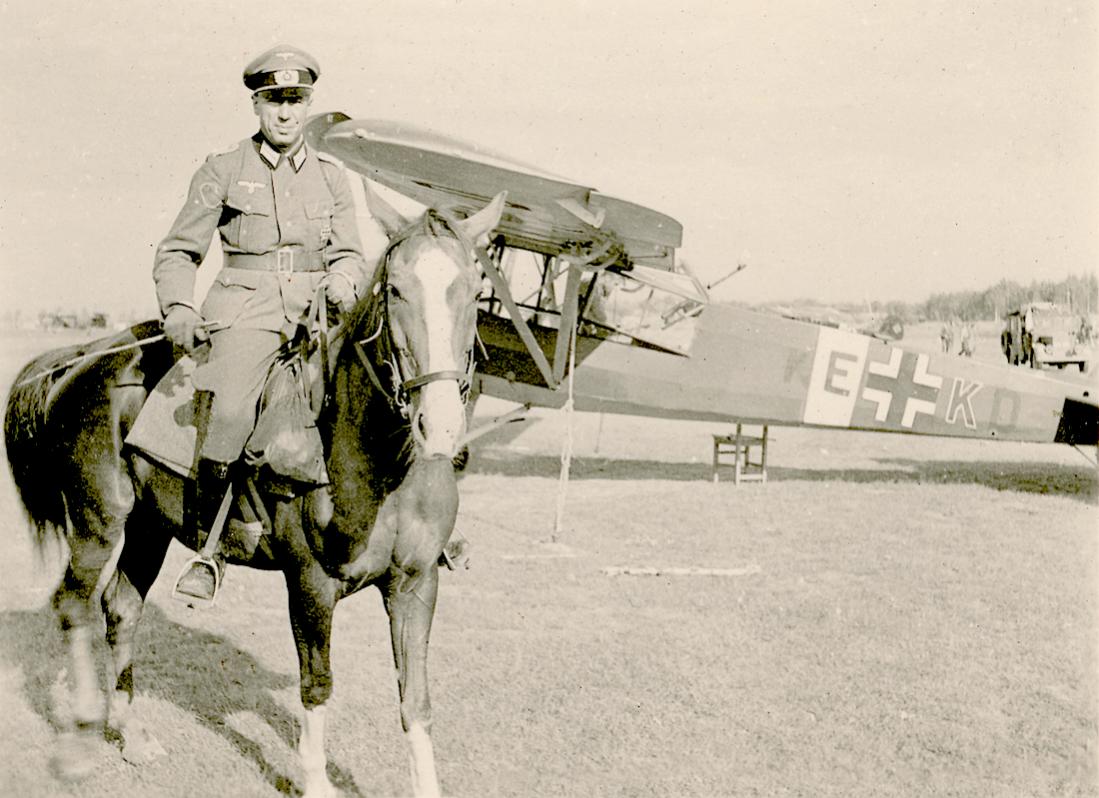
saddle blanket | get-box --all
[125,352,205,478]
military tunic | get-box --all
[153,134,375,461]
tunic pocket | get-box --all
[225,185,273,252]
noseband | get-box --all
[352,214,477,417]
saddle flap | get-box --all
[125,350,207,478]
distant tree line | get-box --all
[918,273,1097,322]
[753,272,1098,323]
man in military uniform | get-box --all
[155,44,373,602]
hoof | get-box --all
[121,724,167,765]
[50,731,101,781]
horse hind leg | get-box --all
[49,494,131,779]
[100,505,173,765]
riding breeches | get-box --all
[191,327,286,463]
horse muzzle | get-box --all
[409,379,466,459]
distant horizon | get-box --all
[5,268,1094,330]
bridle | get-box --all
[352,213,477,418]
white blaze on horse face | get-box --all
[412,245,466,457]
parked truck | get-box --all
[1001,302,1089,372]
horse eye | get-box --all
[387,285,402,301]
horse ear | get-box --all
[457,191,507,247]
[362,179,409,239]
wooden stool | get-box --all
[712,423,769,484]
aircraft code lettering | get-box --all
[945,378,983,430]
[803,327,869,427]
[990,388,1021,428]
[783,348,812,387]
[824,351,860,397]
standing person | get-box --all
[154,44,374,602]
[959,322,974,357]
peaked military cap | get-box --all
[243,44,320,93]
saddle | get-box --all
[125,334,328,490]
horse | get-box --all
[3,190,506,798]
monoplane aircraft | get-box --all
[305,113,1097,449]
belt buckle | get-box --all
[276,248,294,274]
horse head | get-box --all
[353,189,506,460]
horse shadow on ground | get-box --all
[464,450,1097,503]
[0,601,366,797]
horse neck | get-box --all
[322,309,412,483]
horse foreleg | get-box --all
[384,564,442,798]
[286,564,339,798]
[101,515,172,765]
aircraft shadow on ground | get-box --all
[464,451,1097,502]
[0,602,366,797]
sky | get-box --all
[1,0,1095,319]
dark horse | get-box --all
[3,191,506,798]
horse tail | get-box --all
[3,342,87,551]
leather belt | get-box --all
[225,248,326,274]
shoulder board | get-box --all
[205,141,242,162]
[316,151,344,167]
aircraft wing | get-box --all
[305,113,682,269]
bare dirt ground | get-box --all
[0,324,1096,797]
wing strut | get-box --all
[552,263,584,385]
[474,247,559,390]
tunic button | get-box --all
[245,204,252,212]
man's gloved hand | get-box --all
[322,273,358,313]
[163,305,205,353]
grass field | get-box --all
[0,324,1096,797]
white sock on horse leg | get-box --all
[299,705,332,796]
[406,722,440,798]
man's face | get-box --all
[253,88,312,150]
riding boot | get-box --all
[174,457,234,603]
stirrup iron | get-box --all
[172,484,234,607]
[172,555,222,608]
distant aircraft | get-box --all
[769,304,905,342]
[306,113,1096,448]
